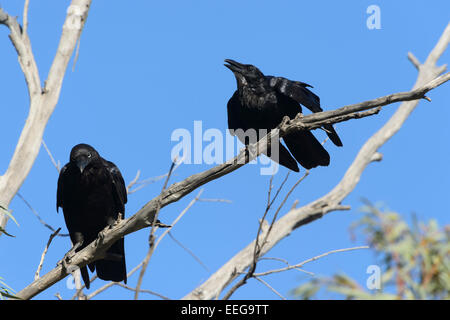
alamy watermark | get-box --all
[366,264,381,290]
[170,121,281,175]
[366,5,381,30]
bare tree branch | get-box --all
[42,140,61,173]
[34,228,61,280]
[253,246,369,277]
[134,161,177,300]
[13,24,449,299]
[126,170,141,194]
[254,276,286,300]
[0,0,92,236]
[82,263,141,300]
[17,192,68,236]
[221,172,308,300]
[259,257,314,276]
[22,0,30,37]
[182,23,450,300]
[116,283,170,300]
[168,231,209,272]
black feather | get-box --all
[57,144,127,289]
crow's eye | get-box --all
[87,153,92,158]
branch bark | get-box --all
[0,0,92,236]
[15,67,449,300]
[182,23,450,300]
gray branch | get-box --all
[15,43,449,298]
[0,0,92,237]
[182,23,450,300]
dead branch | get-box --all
[14,23,449,300]
[34,228,61,280]
[182,23,450,300]
[0,0,92,236]
[134,161,177,299]
[253,246,369,277]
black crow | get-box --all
[57,143,127,288]
[224,59,342,172]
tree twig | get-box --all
[0,0,93,237]
[182,23,450,300]
[22,0,30,37]
[134,160,177,299]
[14,26,450,298]
[253,246,369,277]
[116,283,170,300]
[42,140,61,173]
[222,171,308,300]
[254,276,286,300]
[168,231,209,272]
[17,192,68,236]
[34,228,61,280]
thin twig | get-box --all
[22,0,30,37]
[127,160,184,195]
[197,198,232,203]
[115,283,170,300]
[0,1,93,240]
[42,140,61,172]
[222,171,304,300]
[17,192,69,236]
[254,276,286,300]
[264,171,310,245]
[126,170,141,194]
[168,231,209,272]
[253,246,370,277]
[15,35,450,298]
[259,257,314,276]
[34,228,61,280]
[86,188,206,299]
[72,37,81,71]
[134,188,204,299]
[134,160,178,300]
[407,52,421,70]
[83,263,142,300]
[268,172,291,209]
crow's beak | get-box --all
[224,59,245,74]
[75,156,89,174]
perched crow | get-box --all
[57,143,127,288]
[224,59,343,172]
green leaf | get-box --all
[0,277,18,300]
[0,291,20,300]
[0,205,19,227]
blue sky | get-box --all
[0,1,449,300]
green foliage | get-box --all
[292,203,449,299]
[0,204,18,237]
[0,277,18,300]
[0,205,19,299]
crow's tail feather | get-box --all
[283,131,330,169]
[264,140,300,172]
[323,124,343,147]
[80,266,90,289]
[95,238,127,284]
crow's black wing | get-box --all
[227,91,246,133]
[268,76,343,147]
[94,159,128,284]
[56,164,69,212]
[57,163,92,288]
[227,90,300,172]
[104,160,127,216]
[268,76,320,113]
